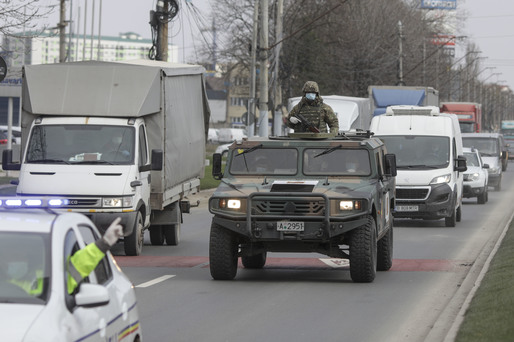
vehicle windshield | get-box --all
[464,152,480,167]
[500,129,514,139]
[462,137,499,156]
[303,148,371,176]
[0,232,51,305]
[229,148,298,175]
[378,135,450,169]
[26,125,135,165]
[459,122,475,133]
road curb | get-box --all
[425,210,514,342]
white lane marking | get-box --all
[193,262,210,268]
[136,275,176,288]
[319,258,350,268]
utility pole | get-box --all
[397,21,404,86]
[258,0,269,137]
[248,0,259,137]
[150,0,178,61]
[273,0,283,136]
[90,0,95,60]
[59,0,66,62]
[82,0,87,60]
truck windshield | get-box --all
[464,152,480,167]
[26,125,135,165]
[459,122,475,133]
[462,137,499,156]
[0,232,51,305]
[378,136,450,169]
[303,149,371,176]
[229,148,297,175]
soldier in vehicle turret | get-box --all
[284,81,339,134]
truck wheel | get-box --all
[163,224,180,246]
[477,190,486,204]
[349,215,377,283]
[242,252,267,269]
[495,178,502,191]
[125,211,144,256]
[456,204,462,222]
[377,227,393,271]
[209,222,238,280]
[445,204,456,227]
[150,225,164,245]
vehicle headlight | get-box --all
[489,166,499,174]
[467,173,480,181]
[339,200,362,211]
[102,197,133,208]
[430,174,451,184]
[217,198,246,211]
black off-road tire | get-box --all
[445,204,457,227]
[164,223,180,246]
[477,189,487,204]
[456,205,462,222]
[125,211,144,256]
[377,226,393,271]
[209,222,239,280]
[150,225,165,245]
[349,215,377,283]
[242,252,267,269]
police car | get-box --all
[0,197,142,342]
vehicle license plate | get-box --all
[396,205,419,212]
[277,221,304,231]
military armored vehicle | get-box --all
[209,131,397,283]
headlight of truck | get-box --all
[465,173,480,181]
[489,166,499,174]
[331,199,365,215]
[102,196,133,208]
[339,200,362,211]
[430,174,451,185]
[211,198,247,215]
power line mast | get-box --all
[258,0,269,137]
[149,0,179,61]
[59,0,67,62]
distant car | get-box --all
[0,126,21,145]
[0,198,142,342]
[462,132,506,191]
[208,128,219,144]
[215,143,231,154]
[217,128,247,143]
[462,147,489,204]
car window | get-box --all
[78,225,112,285]
[0,232,50,304]
[229,148,298,175]
[304,148,371,176]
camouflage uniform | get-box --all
[285,81,339,134]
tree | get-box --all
[0,0,55,38]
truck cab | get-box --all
[209,131,397,283]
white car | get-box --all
[215,143,232,154]
[208,128,219,144]
[0,198,142,342]
[462,147,489,204]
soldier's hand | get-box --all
[103,217,123,247]
[289,116,301,124]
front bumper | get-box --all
[210,192,369,241]
[394,183,454,219]
[488,172,501,187]
[463,184,485,198]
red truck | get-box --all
[440,102,482,133]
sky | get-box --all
[458,0,514,90]
[36,0,514,90]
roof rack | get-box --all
[270,129,375,141]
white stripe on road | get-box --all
[136,275,176,288]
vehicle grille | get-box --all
[252,199,325,216]
[396,188,429,200]
[61,198,100,207]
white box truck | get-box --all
[2,60,210,255]
[369,106,467,227]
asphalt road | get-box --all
[109,165,514,342]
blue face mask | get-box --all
[305,93,316,101]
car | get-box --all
[208,128,219,144]
[215,143,231,154]
[0,198,142,342]
[462,147,489,204]
[217,128,247,143]
[0,125,21,145]
[209,131,397,283]
[462,132,507,191]
[0,131,15,145]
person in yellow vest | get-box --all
[3,217,123,296]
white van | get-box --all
[370,105,467,227]
[217,128,247,143]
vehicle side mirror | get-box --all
[212,153,223,180]
[455,155,467,172]
[2,149,21,171]
[483,163,490,169]
[384,153,397,177]
[75,283,110,308]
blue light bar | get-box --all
[0,197,68,208]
